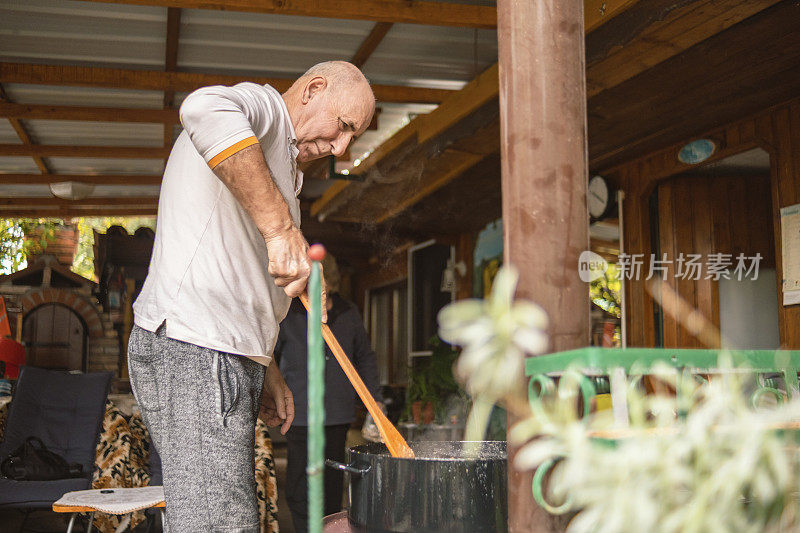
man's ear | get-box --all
[302,76,327,104]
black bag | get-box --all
[1,437,83,481]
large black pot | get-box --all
[327,441,507,533]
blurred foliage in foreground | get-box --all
[439,265,800,532]
[0,217,155,280]
[510,363,800,532]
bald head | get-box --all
[283,61,375,162]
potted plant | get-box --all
[405,360,435,424]
[403,336,465,425]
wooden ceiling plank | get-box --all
[588,2,800,167]
[0,63,451,104]
[0,196,158,207]
[0,84,51,174]
[351,22,393,69]
[584,0,641,32]
[79,0,497,28]
[0,144,172,159]
[586,0,780,97]
[0,102,179,124]
[0,173,162,185]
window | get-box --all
[408,240,454,356]
[367,281,408,385]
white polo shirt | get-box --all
[133,82,302,366]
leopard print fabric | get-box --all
[90,400,150,531]
[0,398,279,533]
[255,418,280,533]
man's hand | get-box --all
[265,232,328,322]
[264,224,311,298]
[259,362,294,434]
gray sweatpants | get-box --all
[128,324,266,533]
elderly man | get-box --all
[128,61,374,532]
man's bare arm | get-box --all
[213,144,325,311]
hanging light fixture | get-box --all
[49,181,95,200]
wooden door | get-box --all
[23,304,86,371]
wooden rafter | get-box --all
[0,63,452,104]
[0,103,179,124]
[301,22,392,180]
[351,22,393,69]
[0,85,50,175]
[0,196,158,207]
[80,0,496,28]
[163,7,181,147]
[0,174,162,185]
[0,145,172,159]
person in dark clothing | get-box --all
[275,255,383,532]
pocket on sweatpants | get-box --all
[217,353,242,421]
[128,326,165,412]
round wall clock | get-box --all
[588,175,611,220]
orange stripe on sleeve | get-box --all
[208,136,260,169]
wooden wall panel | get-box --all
[770,101,800,348]
[655,174,773,348]
[616,163,656,348]
[614,97,798,348]
[657,181,679,347]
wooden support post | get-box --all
[497,0,590,531]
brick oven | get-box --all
[0,255,120,375]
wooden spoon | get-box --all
[299,293,415,458]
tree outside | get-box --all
[0,217,156,280]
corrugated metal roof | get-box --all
[0,0,498,205]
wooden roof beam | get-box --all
[302,22,391,180]
[351,22,393,69]
[81,0,496,28]
[0,102,179,124]
[0,85,50,175]
[0,63,452,104]
[0,174,162,185]
[0,144,172,159]
[163,7,181,147]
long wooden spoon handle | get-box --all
[299,293,414,458]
